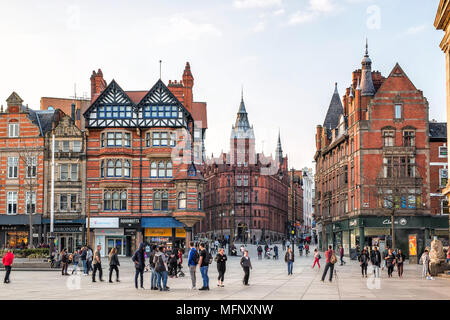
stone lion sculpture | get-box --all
[429,239,449,276]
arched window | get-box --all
[158,162,165,178]
[107,160,114,177]
[124,160,130,177]
[197,192,202,210]
[150,162,157,178]
[162,191,169,210]
[178,192,186,209]
[153,191,161,210]
[112,191,120,210]
[120,191,127,210]
[104,192,111,210]
[166,162,173,178]
[100,160,104,177]
[115,160,122,177]
[403,129,415,147]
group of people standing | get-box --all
[356,246,406,278]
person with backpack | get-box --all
[359,248,369,278]
[2,249,14,283]
[321,245,336,282]
[370,246,382,278]
[198,243,211,291]
[187,242,199,289]
[154,246,169,291]
[312,248,321,270]
[240,249,252,285]
[132,242,146,289]
[285,247,295,275]
[215,247,227,287]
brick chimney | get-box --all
[182,62,194,113]
[90,69,107,103]
[6,92,24,113]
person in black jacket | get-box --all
[358,248,369,278]
[80,246,88,275]
[132,242,146,289]
[396,249,405,278]
[384,248,396,278]
[60,248,69,276]
[370,246,382,278]
[215,248,227,287]
[108,247,120,283]
[240,250,252,285]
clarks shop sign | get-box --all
[382,218,407,226]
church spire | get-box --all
[360,39,375,96]
[235,90,250,130]
[276,129,283,164]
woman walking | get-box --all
[240,250,252,286]
[312,249,321,270]
[284,247,294,275]
[358,248,369,278]
[108,247,120,283]
[60,248,69,276]
[384,248,396,278]
[396,249,405,278]
[215,248,227,287]
[2,249,14,283]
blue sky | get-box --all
[0,0,445,170]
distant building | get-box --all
[287,169,303,240]
[40,97,90,130]
[301,167,314,235]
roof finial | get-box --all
[334,82,338,94]
[241,84,244,102]
[365,38,368,56]
[159,60,162,79]
[356,77,360,90]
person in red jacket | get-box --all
[2,249,14,283]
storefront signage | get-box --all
[176,228,186,238]
[87,218,119,229]
[409,235,417,256]
[95,228,124,236]
[54,226,83,233]
[124,228,137,235]
[0,226,17,231]
[119,218,141,228]
[145,228,172,237]
[349,219,358,227]
[382,218,408,226]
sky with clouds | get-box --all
[0,0,445,171]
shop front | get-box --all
[119,217,141,256]
[87,217,128,257]
[142,217,187,249]
[42,219,85,253]
[0,215,42,249]
[325,215,449,260]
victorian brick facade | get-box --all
[314,44,449,255]
[200,96,289,243]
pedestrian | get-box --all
[384,248,396,278]
[320,245,336,282]
[446,248,450,264]
[86,246,93,273]
[359,248,369,278]
[92,245,104,282]
[108,247,120,283]
[298,242,304,256]
[132,243,146,289]
[312,248,321,270]
[150,245,158,290]
[71,249,80,274]
[282,239,286,251]
[382,246,389,271]
[304,243,310,256]
[187,242,199,289]
[370,246,382,278]
[80,246,88,276]
[285,247,295,275]
[2,249,14,283]
[396,249,405,278]
[240,249,252,286]
[215,247,227,287]
[154,246,169,291]
[420,249,432,280]
[198,243,210,291]
[60,248,69,276]
[257,245,263,260]
[168,251,178,278]
[273,245,279,260]
[339,245,346,265]
[240,244,245,257]
[177,248,183,275]
[286,239,291,250]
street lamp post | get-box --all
[228,209,235,255]
[49,133,55,255]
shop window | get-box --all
[178,192,187,209]
[8,122,19,137]
[8,157,18,179]
[26,192,36,214]
[26,157,37,178]
[403,130,415,147]
[439,146,447,158]
[7,191,18,215]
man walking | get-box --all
[2,249,14,283]
[321,245,336,282]
[80,246,88,276]
[132,243,146,289]
[370,246,381,278]
[92,245,104,282]
[339,245,346,266]
[187,242,199,289]
[198,243,210,291]
[240,250,252,285]
[86,246,93,274]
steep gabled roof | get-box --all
[323,83,344,130]
[429,122,447,140]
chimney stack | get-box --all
[90,69,107,103]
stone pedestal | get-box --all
[429,239,450,276]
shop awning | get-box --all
[141,217,184,228]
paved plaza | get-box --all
[1,245,449,300]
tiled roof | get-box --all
[429,122,447,139]
[192,102,207,129]
[125,91,147,104]
[323,84,344,130]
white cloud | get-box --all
[273,8,285,15]
[252,21,266,32]
[288,10,317,25]
[405,24,428,35]
[286,0,340,26]
[308,0,338,13]
[233,0,282,9]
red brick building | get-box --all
[83,64,207,256]
[314,43,449,256]
[0,92,61,248]
[287,169,303,240]
[200,96,290,244]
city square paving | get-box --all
[1,244,449,300]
